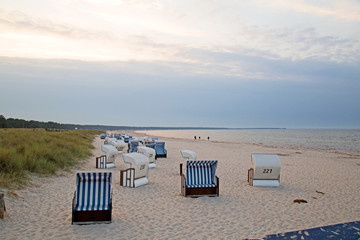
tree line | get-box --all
[0,115,80,129]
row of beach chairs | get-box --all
[72,144,281,224]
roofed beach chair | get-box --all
[179,150,197,175]
[248,153,281,187]
[120,153,149,188]
[155,141,167,159]
[137,146,156,168]
[72,172,112,225]
[181,160,219,197]
[106,137,127,152]
[98,144,118,168]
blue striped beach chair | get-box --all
[129,141,140,153]
[181,160,219,197]
[72,172,112,225]
[155,142,167,159]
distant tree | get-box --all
[0,115,6,128]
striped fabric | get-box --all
[186,160,218,188]
[155,142,166,154]
[129,141,139,153]
[74,172,112,211]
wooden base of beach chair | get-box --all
[120,168,148,188]
[155,153,167,159]
[248,168,254,186]
[96,155,106,169]
[72,208,112,225]
[181,175,219,197]
[72,194,112,225]
[248,168,280,186]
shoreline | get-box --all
[136,130,360,158]
[1,131,359,239]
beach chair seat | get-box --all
[120,153,149,187]
[72,172,112,225]
[155,142,167,159]
[248,153,281,187]
[181,160,219,197]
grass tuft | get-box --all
[0,129,101,188]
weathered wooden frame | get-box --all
[181,174,219,198]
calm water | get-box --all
[137,129,360,154]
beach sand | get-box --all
[1,131,360,239]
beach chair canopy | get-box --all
[251,154,281,180]
[122,153,149,179]
[74,172,112,211]
[186,160,218,188]
[108,139,126,151]
[180,150,197,161]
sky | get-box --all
[0,0,359,128]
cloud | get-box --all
[263,0,360,22]
[0,9,111,40]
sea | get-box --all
[136,129,360,154]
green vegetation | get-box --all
[0,128,101,188]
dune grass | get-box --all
[0,128,102,188]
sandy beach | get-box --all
[1,131,360,239]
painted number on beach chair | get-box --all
[263,169,272,173]
[140,164,145,170]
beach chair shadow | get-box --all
[72,172,112,225]
[248,153,281,187]
[181,160,219,198]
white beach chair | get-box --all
[137,146,156,168]
[120,153,149,188]
[248,153,281,187]
[99,144,118,168]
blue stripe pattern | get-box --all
[155,142,166,155]
[186,160,218,188]
[75,172,111,211]
[129,141,139,152]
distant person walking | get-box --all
[207,136,210,141]
[194,136,196,140]
[199,136,201,140]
